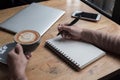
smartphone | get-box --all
[72,10,101,22]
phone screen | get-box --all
[75,12,98,19]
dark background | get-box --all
[0,0,48,9]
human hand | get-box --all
[58,24,83,40]
[7,44,31,80]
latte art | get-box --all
[14,30,40,44]
[14,30,40,53]
[18,32,36,43]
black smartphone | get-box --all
[72,10,101,22]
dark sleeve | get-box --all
[81,29,120,55]
[0,0,12,9]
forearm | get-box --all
[10,74,27,80]
[10,71,27,80]
[81,29,120,55]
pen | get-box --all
[57,17,80,36]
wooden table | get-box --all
[0,0,120,80]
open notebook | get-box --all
[0,3,65,36]
[45,36,105,71]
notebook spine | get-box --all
[45,41,81,71]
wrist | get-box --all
[78,28,84,40]
[11,71,27,80]
[80,28,90,41]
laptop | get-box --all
[0,3,65,36]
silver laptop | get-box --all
[0,3,65,36]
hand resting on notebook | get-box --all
[58,24,120,55]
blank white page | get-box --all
[46,36,105,69]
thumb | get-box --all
[15,44,23,54]
[8,48,17,58]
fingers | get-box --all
[7,44,23,59]
[58,24,73,39]
[7,48,17,58]
[7,44,20,61]
[9,44,25,58]
[8,43,21,57]
[15,44,23,54]
[26,54,32,60]
[16,44,32,60]
[58,24,71,32]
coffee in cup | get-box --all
[14,30,40,54]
